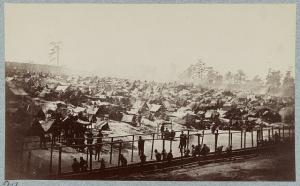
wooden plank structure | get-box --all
[49,140,294,180]
[20,126,293,179]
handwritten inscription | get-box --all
[3,181,18,186]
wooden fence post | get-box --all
[162,136,165,151]
[86,145,89,163]
[151,133,155,160]
[49,138,54,173]
[89,144,93,171]
[131,135,134,162]
[251,130,254,147]
[215,130,219,152]
[201,130,205,146]
[261,127,264,142]
[244,130,246,149]
[187,130,190,149]
[170,135,173,152]
[110,137,113,164]
[240,130,243,149]
[230,133,233,146]
[118,142,122,167]
[256,130,259,148]
[228,128,231,147]
[58,146,62,175]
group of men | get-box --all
[154,149,173,162]
[86,129,104,162]
[72,156,105,172]
[71,157,88,172]
[160,124,176,140]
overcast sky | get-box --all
[5,4,296,81]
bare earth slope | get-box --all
[122,149,295,181]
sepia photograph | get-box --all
[4,3,296,181]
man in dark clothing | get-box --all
[215,145,223,156]
[138,136,145,156]
[160,125,165,139]
[184,149,190,157]
[154,149,162,161]
[167,150,173,162]
[195,145,201,157]
[179,131,187,156]
[164,128,170,140]
[86,130,94,145]
[95,130,103,161]
[170,130,175,141]
[201,144,210,157]
[79,157,87,171]
[100,158,105,169]
[72,158,80,172]
[226,145,232,157]
[119,154,128,167]
[140,153,146,164]
[161,149,167,160]
[191,145,196,156]
[86,130,94,155]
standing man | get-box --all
[160,124,165,139]
[179,131,187,156]
[138,136,145,156]
[95,130,103,161]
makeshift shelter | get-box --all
[148,103,166,117]
[121,114,136,124]
[93,117,110,131]
[249,106,281,123]
[224,107,247,120]
[55,85,69,92]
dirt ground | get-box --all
[121,149,295,181]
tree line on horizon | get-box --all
[179,60,295,97]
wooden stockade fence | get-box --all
[19,126,294,178]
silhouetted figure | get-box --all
[138,136,145,156]
[154,149,162,161]
[184,149,190,157]
[226,145,232,157]
[161,149,167,160]
[196,145,202,156]
[201,144,210,157]
[119,154,128,167]
[167,150,173,162]
[179,131,187,156]
[100,158,105,169]
[95,130,103,161]
[72,158,80,172]
[170,130,175,140]
[79,157,88,171]
[160,125,165,138]
[86,130,93,155]
[164,128,170,140]
[191,145,196,156]
[215,145,223,156]
[140,153,146,164]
